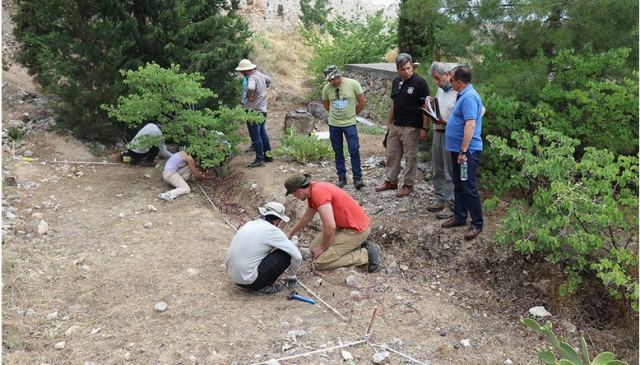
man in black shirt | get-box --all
[375,53,429,197]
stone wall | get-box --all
[238,0,399,32]
[344,63,398,124]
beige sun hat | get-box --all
[235,59,257,71]
[258,202,290,222]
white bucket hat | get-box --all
[258,202,290,222]
[236,59,257,71]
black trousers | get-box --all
[239,249,291,291]
[127,146,159,164]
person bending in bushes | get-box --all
[157,150,211,201]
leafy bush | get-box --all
[301,11,396,96]
[7,127,24,141]
[489,127,638,311]
[359,124,385,135]
[521,318,629,365]
[274,128,333,164]
[299,0,331,28]
[103,63,261,169]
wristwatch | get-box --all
[459,150,467,156]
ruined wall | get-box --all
[344,63,397,124]
[238,0,399,32]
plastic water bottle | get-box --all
[460,161,468,181]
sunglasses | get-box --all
[335,88,340,99]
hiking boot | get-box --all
[264,156,274,162]
[255,281,285,295]
[354,177,365,190]
[464,226,483,241]
[336,176,347,188]
[247,160,265,168]
[362,240,381,273]
[427,202,445,212]
[395,185,413,198]
[157,192,174,201]
[375,181,398,192]
[441,217,466,228]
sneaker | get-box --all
[362,240,381,273]
[427,202,445,212]
[375,181,398,192]
[336,176,347,188]
[395,185,413,198]
[247,160,265,168]
[157,192,174,201]
[255,281,285,295]
[436,211,454,219]
[354,177,365,190]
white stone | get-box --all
[46,311,58,320]
[31,212,44,219]
[24,308,37,317]
[372,351,390,364]
[90,327,101,335]
[345,274,359,286]
[264,360,281,365]
[53,341,66,350]
[460,339,471,348]
[144,174,151,179]
[37,220,49,234]
[286,329,306,341]
[504,359,513,365]
[529,306,552,319]
[118,212,125,218]
[147,205,157,213]
[65,325,80,336]
[341,350,354,361]
[74,171,84,177]
[143,222,153,228]
[154,301,168,312]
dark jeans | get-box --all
[246,112,271,162]
[238,249,291,291]
[329,124,362,180]
[451,151,483,229]
[127,146,159,165]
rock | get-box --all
[74,171,84,177]
[315,278,323,286]
[31,212,44,219]
[23,149,34,157]
[37,220,49,234]
[90,327,101,335]
[65,325,80,336]
[460,339,471,348]
[264,360,281,365]
[560,319,577,333]
[286,329,306,341]
[24,308,37,317]
[144,174,151,179]
[529,306,552,319]
[386,337,404,348]
[345,274,359,286]
[147,205,157,213]
[504,359,513,365]
[385,261,400,274]
[118,212,125,218]
[46,311,58,320]
[372,351,390,364]
[7,119,24,130]
[143,222,153,228]
[4,176,17,186]
[283,110,317,135]
[53,341,66,350]
[307,102,329,122]
[299,247,312,260]
[154,301,168,312]
[341,350,354,361]
[399,264,409,271]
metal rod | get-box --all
[248,339,366,365]
[372,344,428,365]
[196,182,238,232]
[297,280,348,321]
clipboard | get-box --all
[420,97,441,123]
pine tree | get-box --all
[397,0,440,63]
[14,0,252,140]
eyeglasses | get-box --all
[335,88,340,99]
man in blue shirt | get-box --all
[441,66,484,240]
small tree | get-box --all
[103,63,262,169]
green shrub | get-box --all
[274,128,334,164]
[7,127,24,141]
[301,11,396,97]
[489,127,638,311]
[359,124,385,135]
[521,318,629,365]
[103,63,261,169]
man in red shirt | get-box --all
[285,174,381,272]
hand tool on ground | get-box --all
[288,291,316,304]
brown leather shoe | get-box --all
[464,226,483,240]
[375,181,398,192]
[395,185,413,198]
[441,217,465,228]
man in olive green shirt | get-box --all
[322,65,366,189]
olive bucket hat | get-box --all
[284,173,312,196]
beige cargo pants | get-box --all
[310,225,371,270]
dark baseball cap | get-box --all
[285,173,312,195]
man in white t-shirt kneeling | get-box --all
[225,202,302,295]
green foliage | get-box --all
[397,0,439,62]
[301,11,396,96]
[87,142,106,156]
[7,127,24,141]
[13,0,251,141]
[103,63,261,169]
[521,318,629,365]
[490,127,639,311]
[359,124,385,136]
[274,128,334,164]
[299,0,331,28]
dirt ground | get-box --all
[2,2,637,364]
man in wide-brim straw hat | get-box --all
[225,201,302,294]
[235,58,274,168]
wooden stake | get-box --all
[298,280,348,321]
[196,182,238,232]
[364,306,378,338]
